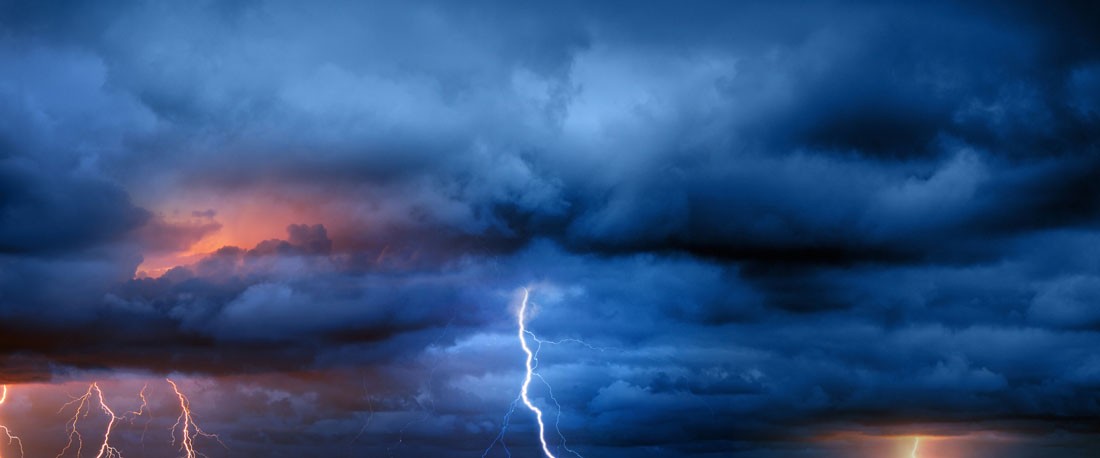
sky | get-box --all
[2,0,1100,457]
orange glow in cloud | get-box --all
[135,191,335,277]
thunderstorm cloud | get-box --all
[2,1,1100,457]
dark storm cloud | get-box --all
[2,1,1100,456]
[0,224,485,378]
[4,0,1093,264]
[0,158,147,255]
[0,41,151,325]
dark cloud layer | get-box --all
[2,1,1100,456]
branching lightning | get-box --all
[167,379,225,458]
[516,288,556,458]
[55,382,145,458]
[481,399,520,458]
[910,436,920,458]
[46,379,218,458]
[0,385,25,458]
[484,288,585,458]
[56,384,96,458]
[532,374,582,458]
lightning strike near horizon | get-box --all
[0,386,25,458]
[167,379,224,458]
[910,436,920,458]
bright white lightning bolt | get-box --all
[910,436,920,458]
[483,288,588,458]
[0,385,25,458]
[517,288,557,458]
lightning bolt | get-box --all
[531,374,582,458]
[6,380,217,458]
[167,378,225,458]
[484,288,585,458]
[128,386,152,453]
[126,385,150,420]
[0,385,25,458]
[517,288,557,458]
[91,384,124,458]
[481,399,521,458]
[56,384,96,458]
[910,436,920,458]
[55,382,144,458]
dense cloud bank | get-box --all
[2,1,1100,456]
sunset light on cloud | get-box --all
[3,1,1100,457]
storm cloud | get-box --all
[2,1,1100,456]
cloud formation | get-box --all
[2,1,1100,456]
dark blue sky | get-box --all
[2,1,1100,457]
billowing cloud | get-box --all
[1,1,1100,456]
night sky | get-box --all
[2,1,1100,457]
